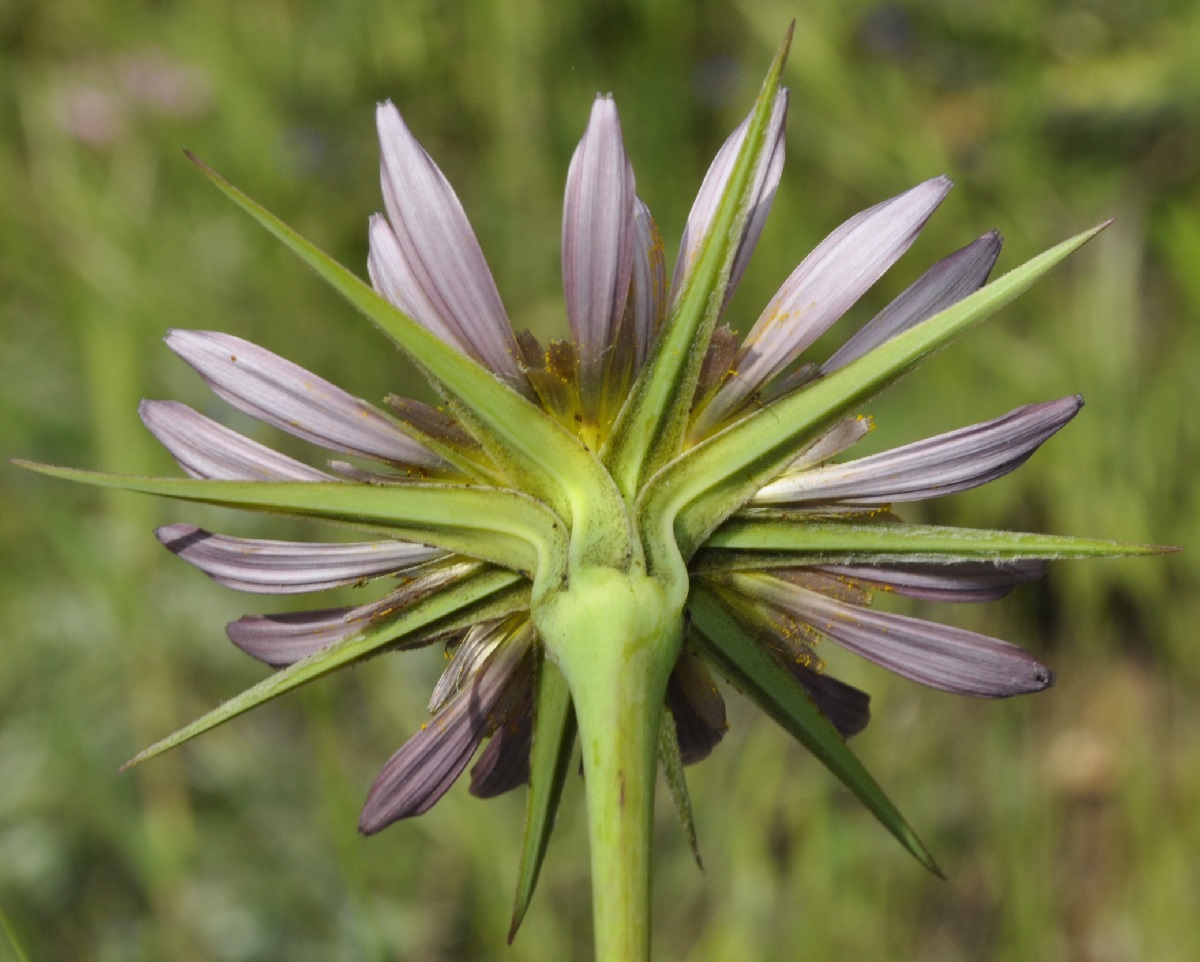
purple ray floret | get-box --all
[156,523,445,595]
[754,396,1082,506]
[374,103,527,389]
[140,400,334,481]
[166,330,442,468]
[562,95,637,402]
[694,176,953,433]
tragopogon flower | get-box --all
[21,29,1166,962]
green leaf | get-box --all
[123,566,527,769]
[185,154,634,573]
[695,518,1175,570]
[510,652,576,943]
[18,462,566,580]
[688,584,942,876]
[658,706,702,869]
[603,26,793,501]
[640,222,1112,561]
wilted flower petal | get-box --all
[666,650,727,764]
[469,700,533,799]
[358,633,533,832]
[788,663,871,738]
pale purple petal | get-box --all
[358,640,533,832]
[166,330,441,468]
[375,103,526,387]
[368,215,472,358]
[788,664,870,738]
[562,95,636,395]
[694,177,952,433]
[226,561,481,666]
[140,400,333,481]
[324,461,409,484]
[469,699,532,798]
[155,523,445,595]
[671,89,788,309]
[817,560,1047,602]
[627,198,667,372]
[226,604,367,667]
[753,396,1082,506]
[428,617,517,712]
[822,231,1002,373]
[738,575,1053,696]
[778,414,873,475]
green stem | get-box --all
[533,567,683,962]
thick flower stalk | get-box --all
[19,28,1170,962]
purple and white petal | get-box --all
[166,330,441,468]
[358,638,534,832]
[627,198,667,372]
[817,559,1048,602]
[324,461,409,484]
[779,415,873,475]
[694,177,952,434]
[226,604,370,667]
[753,396,1082,506]
[562,95,636,397]
[469,699,532,798]
[368,215,475,359]
[788,663,870,738]
[375,103,526,387]
[155,523,445,595]
[738,575,1053,697]
[822,231,1002,374]
[670,88,788,309]
[226,561,482,666]
[140,400,333,481]
[667,650,727,765]
[428,617,521,713]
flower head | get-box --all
[21,28,1166,962]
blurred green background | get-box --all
[2,0,1197,959]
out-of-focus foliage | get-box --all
[1,0,1196,959]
